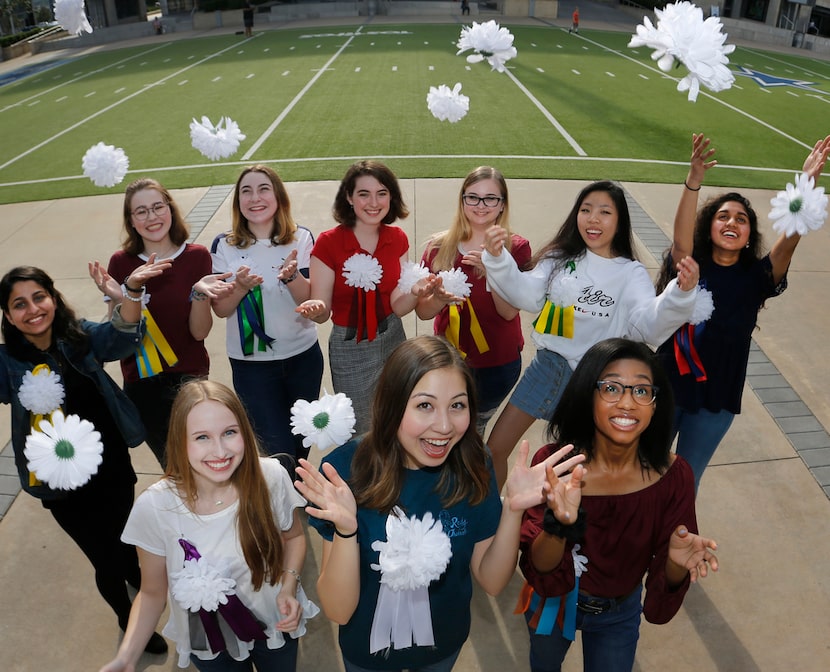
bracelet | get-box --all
[189,287,208,302]
[121,284,145,302]
[280,270,299,285]
[282,568,301,585]
[123,276,144,293]
[542,506,586,542]
[334,525,358,539]
[683,180,701,192]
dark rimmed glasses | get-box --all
[595,380,658,405]
[131,202,169,221]
[462,194,503,208]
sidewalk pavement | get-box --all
[2,8,830,672]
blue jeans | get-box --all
[342,648,461,672]
[509,349,572,420]
[190,636,298,671]
[231,342,324,459]
[471,357,522,434]
[673,406,735,493]
[526,586,643,672]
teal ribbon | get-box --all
[236,285,275,355]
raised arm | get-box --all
[481,226,548,313]
[671,133,718,262]
[211,266,264,319]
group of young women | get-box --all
[1,132,827,672]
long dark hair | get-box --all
[548,338,674,474]
[1,266,87,352]
[332,160,409,227]
[350,336,491,513]
[656,192,762,293]
[528,180,635,272]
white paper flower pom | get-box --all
[572,544,589,578]
[769,172,828,238]
[371,508,452,591]
[170,558,237,612]
[189,115,247,161]
[54,0,93,35]
[548,272,581,306]
[456,20,518,73]
[438,268,472,301]
[426,83,470,123]
[290,392,356,451]
[691,287,714,325]
[18,367,65,415]
[82,142,129,188]
[628,1,735,102]
[343,253,383,291]
[397,261,432,294]
[24,411,103,490]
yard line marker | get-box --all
[734,84,743,89]
[178,80,188,86]
[246,74,255,79]
[465,65,471,70]
[531,42,537,47]
[115,87,125,93]
[786,91,799,97]
[571,69,580,75]
[429,65,434,70]
[242,27,363,160]
[536,68,545,73]
[392,66,398,71]
[56,96,67,102]
[355,67,361,72]
[638,74,649,80]
[504,69,586,156]
[84,91,96,97]
[117,65,125,69]
[140,61,148,65]
[212,76,222,82]
[164,58,170,62]
[760,88,771,94]
[264,48,270,52]
[282,71,290,76]
[807,94,829,104]
[605,72,615,77]
[741,46,830,81]
[238,50,244,54]
[28,101,40,107]
[188,55,195,60]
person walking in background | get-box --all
[569,6,579,33]
[296,336,585,672]
[297,160,426,435]
[481,180,701,487]
[89,178,231,468]
[211,165,323,460]
[98,380,317,672]
[655,132,830,491]
[1,266,168,655]
[243,2,254,38]
[417,166,531,435]
[518,338,718,672]
[461,0,470,16]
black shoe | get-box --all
[144,632,168,655]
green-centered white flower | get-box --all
[24,410,103,490]
[769,172,828,238]
[290,392,356,451]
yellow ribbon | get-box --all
[446,299,490,359]
[533,301,575,338]
[28,363,58,487]
[136,307,178,378]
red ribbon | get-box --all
[356,288,379,343]
[673,323,707,382]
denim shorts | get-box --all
[509,349,572,421]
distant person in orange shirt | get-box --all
[569,6,579,34]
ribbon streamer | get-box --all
[369,584,435,653]
[515,580,578,641]
[136,308,178,378]
[236,286,275,355]
[355,288,380,343]
[27,363,57,487]
[533,301,575,338]
[673,323,707,381]
[446,299,490,358]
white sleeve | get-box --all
[261,458,307,531]
[211,237,232,274]
[481,249,550,313]
[296,229,314,271]
[120,487,167,556]
[626,271,696,348]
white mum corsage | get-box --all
[691,287,714,325]
[426,83,470,123]
[54,0,93,35]
[769,172,828,238]
[456,20,517,73]
[369,507,453,653]
[628,1,735,102]
[171,558,237,612]
[572,543,588,578]
[190,116,247,161]
[18,367,65,416]
[24,410,103,490]
[290,391,356,451]
[82,142,129,188]
[438,268,472,301]
[397,261,431,295]
[343,253,383,291]
[548,272,581,307]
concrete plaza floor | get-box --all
[2,7,830,672]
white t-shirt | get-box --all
[122,458,318,668]
[212,228,318,361]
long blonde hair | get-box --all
[165,380,285,590]
[427,166,513,271]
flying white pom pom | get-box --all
[426,83,470,123]
[691,287,714,325]
[170,558,237,612]
[82,142,129,188]
[456,20,518,72]
[438,268,472,301]
[343,253,383,291]
[18,367,65,415]
[628,1,734,102]
[189,116,247,161]
[371,508,453,591]
[397,261,432,294]
[24,411,103,490]
[769,172,828,238]
[54,0,93,35]
[290,391,356,451]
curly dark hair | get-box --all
[332,160,409,227]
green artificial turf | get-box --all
[0,22,827,203]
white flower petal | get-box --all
[82,142,129,188]
[190,115,247,161]
[54,0,92,35]
[691,287,714,325]
[457,20,517,72]
[24,411,103,490]
[437,268,472,300]
[171,558,237,612]
[342,253,383,292]
[397,261,432,294]
[426,83,470,123]
[770,172,828,238]
[290,392,356,451]
[18,367,65,415]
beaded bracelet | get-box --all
[282,568,302,585]
[683,180,701,192]
[121,284,145,302]
[189,287,208,302]
[280,270,299,285]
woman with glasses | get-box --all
[654,133,830,492]
[481,180,701,487]
[517,338,718,672]
[89,178,231,467]
[417,166,531,435]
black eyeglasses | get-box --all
[595,380,658,405]
[131,202,169,221]
[462,194,503,208]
